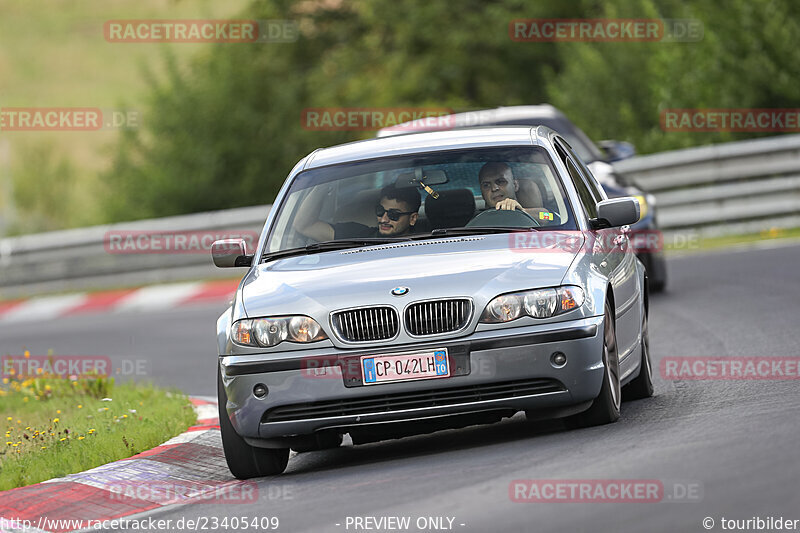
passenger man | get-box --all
[295,183,421,241]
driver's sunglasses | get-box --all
[375,205,414,221]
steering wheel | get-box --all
[466,208,540,228]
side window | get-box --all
[555,143,598,219]
[561,142,606,202]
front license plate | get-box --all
[361,349,449,385]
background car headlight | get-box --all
[481,286,585,323]
[633,195,648,220]
[232,316,327,347]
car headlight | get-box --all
[633,195,648,220]
[523,288,558,318]
[232,316,328,347]
[480,286,585,323]
[483,294,523,323]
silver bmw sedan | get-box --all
[212,126,653,478]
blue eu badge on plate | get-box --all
[434,350,447,375]
[363,358,376,383]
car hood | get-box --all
[241,232,583,317]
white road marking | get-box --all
[114,282,202,312]
[0,293,88,323]
[193,403,219,422]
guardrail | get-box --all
[0,205,269,299]
[613,134,800,238]
[3,134,800,299]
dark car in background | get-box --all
[378,105,667,292]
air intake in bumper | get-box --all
[262,378,565,423]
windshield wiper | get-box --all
[409,227,538,240]
[260,229,536,263]
[261,237,410,263]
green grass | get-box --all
[0,370,197,491]
[663,227,800,254]
[0,0,249,234]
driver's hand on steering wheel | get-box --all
[495,198,523,211]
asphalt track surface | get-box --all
[2,243,799,532]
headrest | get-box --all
[424,189,476,229]
[333,189,382,226]
[516,178,544,208]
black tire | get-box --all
[565,300,621,428]
[624,311,655,400]
[642,254,667,293]
[218,369,289,479]
[649,275,666,294]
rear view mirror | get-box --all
[592,197,640,228]
[212,239,253,268]
[394,169,448,188]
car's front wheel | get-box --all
[565,300,621,428]
[623,311,654,400]
[218,368,289,479]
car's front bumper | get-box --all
[220,316,605,446]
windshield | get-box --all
[265,146,577,255]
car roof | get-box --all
[304,126,556,169]
[376,105,567,138]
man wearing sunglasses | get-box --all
[295,183,421,241]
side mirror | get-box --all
[598,140,636,162]
[592,198,640,229]
[211,239,253,268]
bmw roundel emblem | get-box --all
[391,286,410,296]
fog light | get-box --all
[253,383,268,398]
[551,352,567,367]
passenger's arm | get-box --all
[294,186,335,242]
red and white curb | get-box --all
[0,398,229,533]
[0,280,240,325]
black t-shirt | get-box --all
[332,222,379,239]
